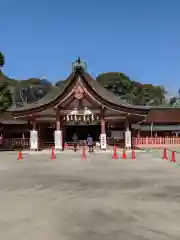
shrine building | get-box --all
[1,58,180,150]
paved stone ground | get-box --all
[0,151,180,240]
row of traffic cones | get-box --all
[17,146,87,161]
[162,148,176,163]
[112,145,135,160]
[50,146,87,161]
[17,147,56,161]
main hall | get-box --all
[1,58,180,151]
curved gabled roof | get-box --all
[82,72,150,111]
[8,67,150,115]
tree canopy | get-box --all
[96,72,167,106]
[0,52,53,107]
[0,52,5,68]
[0,52,176,108]
[0,69,53,106]
[168,88,180,107]
[12,78,52,105]
[0,81,12,111]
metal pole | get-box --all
[151,122,153,137]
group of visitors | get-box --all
[72,133,94,152]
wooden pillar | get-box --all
[100,107,107,150]
[38,123,41,150]
[101,118,105,134]
[125,119,129,131]
[100,108,106,134]
[137,131,140,138]
[32,119,36,130]
[56,108,61,131]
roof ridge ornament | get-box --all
[72,57,87,73]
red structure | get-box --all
[1,58,180,151]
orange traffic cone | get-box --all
[112,145,118,159]
[131,149,135,160]
[51,146,55,160]
[122,148,127,160]
[171,151,176,163]
[17,151,23,160]
[162,148,168,160]
[82,147,86,160]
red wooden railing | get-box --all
[11,138,30,148]
[64,141,87,150]
[133,137,180,148]
[1,137,180,151]
[0,138,30,150]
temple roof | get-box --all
[8,71,150,115]
[6,58,152,116]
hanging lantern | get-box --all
[83,115,86,122]
[67,115,69,122]
[91,115,94,121]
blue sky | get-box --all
[1,0,180,95]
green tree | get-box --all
[168,88,180,107]
[0,81,12,111]
[0,52,5,68]
[0,52,13,110]
[169,96,177,105]
[13,78,52,104]
[96,72,166,106]
[96,72,132,96]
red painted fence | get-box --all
[133,137,180,148]
[1,137,180,151]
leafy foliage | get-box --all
[0,70,53,106]
[96,72,167,106]
[168,88,180,107]
[12,78,52,105]
[0,51,173,107]
[0,81,12,111]
[0,52,5,67]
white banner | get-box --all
[30,130,38,150]
[54,130,62,150]
[100,133,107,150]
[125,130,131,149]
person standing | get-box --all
[72,133,78,152]
[87,134,93,153]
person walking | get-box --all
[72,133,78,152]
[87,134,93,153]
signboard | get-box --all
[30,130,38,150]
[54,130,62,150]
[110,130,124,140]
[125,130,131,149]
[100,133,107,150]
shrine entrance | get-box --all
[40,123,55,149]
[63,111,101,145]
[64,125,101,142]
